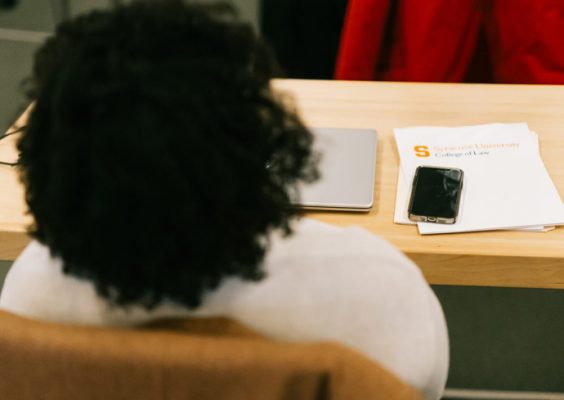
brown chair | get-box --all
[0,310,421,400]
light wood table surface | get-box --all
[275,79,564,289]
[0,107,30,262]
[1,80,564,289]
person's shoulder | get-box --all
[206,218,448,399]
[0,240,106,324]
[273,217,411,257]
[266,217,423,280]
[0,240,60,307]
[278,219,448,400]
[229,218,436,334]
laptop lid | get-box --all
[293,127,377,211]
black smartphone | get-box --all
[408,166,464,224]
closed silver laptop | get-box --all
[293,127,377,211]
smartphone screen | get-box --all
[408,166,463,223]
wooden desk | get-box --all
[1,80,564,289]
[275,79,564,289]
[0,108,29,262]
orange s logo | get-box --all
[414,145,430,157]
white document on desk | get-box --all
[393,123,564,234]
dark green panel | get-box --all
[0,0,55,32]
[433,285,564,392]
[0,260,11,293]
[0,40,38,132]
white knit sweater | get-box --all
[0,218,448,399]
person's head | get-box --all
[18,1,318,309]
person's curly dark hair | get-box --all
[17,1,318,310]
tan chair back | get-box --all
[0,310,421,400]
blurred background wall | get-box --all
[0,0,258,132]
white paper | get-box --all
[393,123,564,234]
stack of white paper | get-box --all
[393,123,564,234]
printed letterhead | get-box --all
[393,123,564,234]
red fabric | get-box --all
[383,0,482,82]
[334,0,391,80]
[485,0,564,84]
[335,0,564,84]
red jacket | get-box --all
[335,0,564,84]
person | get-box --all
[0,2,448,399]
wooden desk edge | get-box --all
[0,231,30,261]
[2,230,563,290]
[409,252,564,289]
